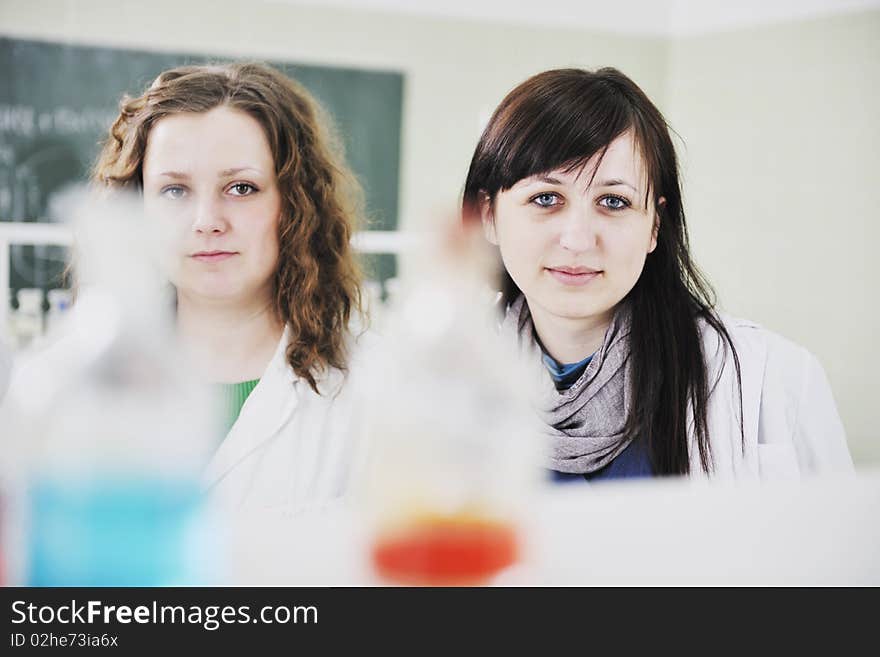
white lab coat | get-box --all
[694,315,853,481]
[203,327,371,515]
[0,324,371,517]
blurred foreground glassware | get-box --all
[7,189,219,585]
[45,287,73,337]
[359,223,540,585]
[11,288,43,349]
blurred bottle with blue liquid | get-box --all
[7,188,220,586]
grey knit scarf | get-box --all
[501,295,634,474]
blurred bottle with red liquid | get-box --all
[371,512,520,586]
[357,219,540,586]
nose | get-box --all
[558,206,599,253]
[192,195,228,235]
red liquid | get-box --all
[371,517,519,586]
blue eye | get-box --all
[160,185,187,200]
[531,192,562,208]
[598,194,630,211]
[228,182,257,196]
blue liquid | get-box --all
[27,476,205,586]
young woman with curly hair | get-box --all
[93,62,369,512]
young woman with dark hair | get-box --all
[463,68,852,481]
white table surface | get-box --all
[220,468,880,586]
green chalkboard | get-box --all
[0,36,402,296]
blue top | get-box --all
[541,350,593,391]
[541,350,653,482]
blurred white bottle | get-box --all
[44,288,73,337]
[8,188,221,586]
[358,221,541,586]
[12,288,44,349]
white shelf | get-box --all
[0,222,415,340]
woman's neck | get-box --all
[176,292,284,384]
[528,301,613,365]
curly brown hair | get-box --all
[92,62,365,393]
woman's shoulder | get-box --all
[306,324,382,399]
[698,311,840,435]
[698,311,815,371]
[697,312,851,477]
[696,311,828,411]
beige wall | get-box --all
[0,0,667,229]
[665,11,880,464]
[1,1,877,464]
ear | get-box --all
[648,196,665,253]
[480,193,498,246]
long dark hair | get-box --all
[462,67,742,475]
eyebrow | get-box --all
[594,178,638,192]
[219,166,263,177]
[520,175,639,192]
[157,167,263,179]
[516,175,564,188]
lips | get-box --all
[545,266,602,286]
[548,266,599,275]
[191,250,237,263]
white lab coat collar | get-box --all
[202,327,301,490]
[202,326,351,491]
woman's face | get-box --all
[483,131,658,329]
[142,106,282,306]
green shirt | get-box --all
[217,379,260,436]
